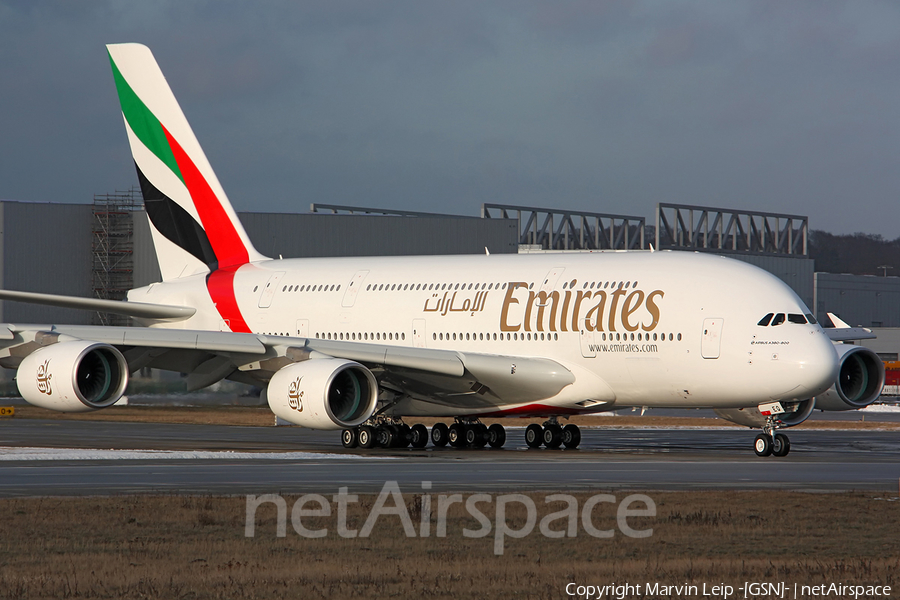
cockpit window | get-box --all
[788,314,807,324]
[770,313,785,326]
[805,313,817,325]
[757,313,773,326]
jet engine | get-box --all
[814,344,885,411]
[266,358,378,429]
[17,341,128,412]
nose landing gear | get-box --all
[754,417,791,457]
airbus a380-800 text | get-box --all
[0,43,884,457]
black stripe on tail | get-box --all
[135,162,219,271]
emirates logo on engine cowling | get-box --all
[288,376,303,412]
[36,359,52,395]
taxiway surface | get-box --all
[0,419,898,496]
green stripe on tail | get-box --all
[108,50,183,184]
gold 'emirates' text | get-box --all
[499,283,664,333]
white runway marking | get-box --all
[862,404,900,413]
[0,447,394,461]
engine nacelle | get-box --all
[17,341,129,412]
[267,358,378,429]
[715,398,816,429]
[815,344,885,411]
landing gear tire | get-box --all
[358,425,376,449]
[396,424,412,448]
[754,433,773,457]
[376,425,396,448]
[561,424,581,449]
[341,428,359,449]
[475,423,489,448]
[465,424,487,448]
[448,423,466,448]
[772,433,791,457]
[542,424,563,449]
[431,423,449,447]
[487,424,506,449]
[409,424,429,448]
[525,423,543,448]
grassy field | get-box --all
[0,491,897,599]
[4,404,899,430]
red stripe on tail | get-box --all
[163,126,249,269]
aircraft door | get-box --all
[342,270,369,308]
[539,267,565,295]
[412,319,427,348]
[258,272,285,308]
[580,329,596,358]
[296,319,309,338]
[701,318,723,359]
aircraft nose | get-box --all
[795,331,839,397]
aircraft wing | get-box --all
[824,328,877,342]
[0,323,575,408]
[823,312,877,342]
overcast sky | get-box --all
[2,1,900,236]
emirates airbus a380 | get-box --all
[0,44,884,457]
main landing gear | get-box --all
[524,417,581,449]
[342,418,503,449]
[753,417,791,458]
[430,420,507,449]
[341,417,581,450]
[341,418,429,449]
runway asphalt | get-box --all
[0,419,898,496]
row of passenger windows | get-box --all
[757,313,817,326]
[252,283,342,293]
[309,330,683,343]
[364,279,641,292]
[317,332,406,341]
[432,331,681,342]
[283,284,341,293]
[257,278,643,295]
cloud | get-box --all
[1,0,900,236]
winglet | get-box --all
[824,312,876,341]
[827,312,852,328]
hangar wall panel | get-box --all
[859,328,900,359]
[0,202,94,324]
[814,273,900,327]
[238,212,519,259]
[133,212,162,287]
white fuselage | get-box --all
[128,250,839,417]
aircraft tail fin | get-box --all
[106,43,268,281]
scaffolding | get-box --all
[655,203,808,256]
[91,188,139,325]
[481,203,645,251]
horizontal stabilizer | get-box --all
[0,289,195,321]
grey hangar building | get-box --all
[1,194,899,367]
